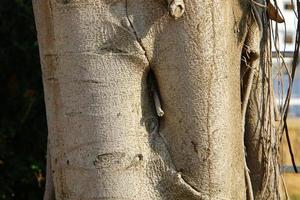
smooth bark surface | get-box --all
[33,0,280,199]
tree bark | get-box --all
[33,0,280,199]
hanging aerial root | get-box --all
[241,48,259,129]
[241,47,259,200]
[153,90,164,117]
[245,161,254,200]
[242,4,262,198]
[148,71,164,117]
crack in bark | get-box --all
[124,2,202,196]
[99,47,128,54]
[125,0,151,64]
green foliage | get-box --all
[0,0,47,199]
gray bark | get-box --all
[32,0,281,199]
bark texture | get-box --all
[32,0,276,199]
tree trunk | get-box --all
[33,0,281,199]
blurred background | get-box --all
[273,1,300,199]
[0,0,47,199]
[0,0,299,199]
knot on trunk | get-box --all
[168,0,185,19]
